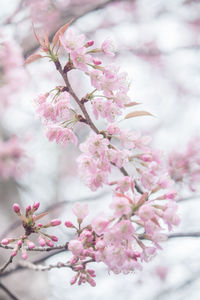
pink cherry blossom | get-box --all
[46,125,78,146]
[101,37,116,57]
[59,28,85,53]
[72,203,89,220]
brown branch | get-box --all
[0,281,19,300]
[0,256,14,274]
[0,243,68,252]
[54,59,143,194]
[168,232,200,238]
[177,194,200,202]
[0,249,65,278]
[24,0,120,59]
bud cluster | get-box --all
[1,202,61,259]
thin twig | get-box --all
[0,243,68,252]
[0,281,19,300]
[168,232,200,238]
[54,59,143,194]
[0,256,14,273]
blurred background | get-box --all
[0,0,200,299]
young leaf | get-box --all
[125,111,153,119]
[34,212,48,221]
[24,54,43,65]
[52,19,73,47]
[124,102,140,107]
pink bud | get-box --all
[26,205,31,212]
[46,240,54,247]
[13,203,20,213]
[69,256,78,265]
[50,219,61,226]
[87,269,96,277]
[65,221,73,228]
[93,59,102,65]
[37,223,43,227]
[88,277,96,287]
[22,251,28,260]
[11,250,17,257]
[50,236,58,242]
[87,40,94,47]
[38,236,46,247]
[1,239,9,245]
[70,275,78,285]
[17,240,22,246]
[27,241,35,249]
[33,202,40,211]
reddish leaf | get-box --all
[124,102,141,107]
[52,20,73,47]
[34,212,48,221]
[125,111,153,119]
[24,54,43,65]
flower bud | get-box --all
[93,59,102,65]
[33,202,40,211]
[17,240,22,246]
[50,219,61,226]
[87,40,94,47]
[26,205,31,212]
[13,203,20,214]
[46,240,54,247]
[50,235,58,242]
[27,241,35,249]
[1,238,11,245]
[65,221,73,228]
[70,275,78,285]
[38,236,46,247]
[22,249,28,260]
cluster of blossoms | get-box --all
[65,191,179,285]
[1,202,61,260]
[168,136,200,191]
[23,25,181,285]
[0,31,27,110]
[0,136,27,179]
[34,90,78,146]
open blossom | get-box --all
[29,26,181,286]
[70,48,92,72]
[168,136,200,191]
[59,28,85,52]
[91,214,110,235]
[46,125,78,146]
[110,195,132,217]
[0,136,27,179]
[68,240,83,256]
[72,203,89,220]
[101,37,116,57]
[2,202,60,260]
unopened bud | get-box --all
[46,240,54,247]
[27,241,35,249]
[87,40,94,47]
[93,59,102,65]
[38,236,46,247]
[17,240,22,247]
[50,235,58,242]
[1,238,11,245]
[65,221,73,228]
[50,219,61,226]
[13,203,20,214]
[33,202,40,211]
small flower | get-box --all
[72,203,89,220]
[50,219,61,226]
[46,125,78,147]
[101,37,116,56]
[68,239,83,256]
